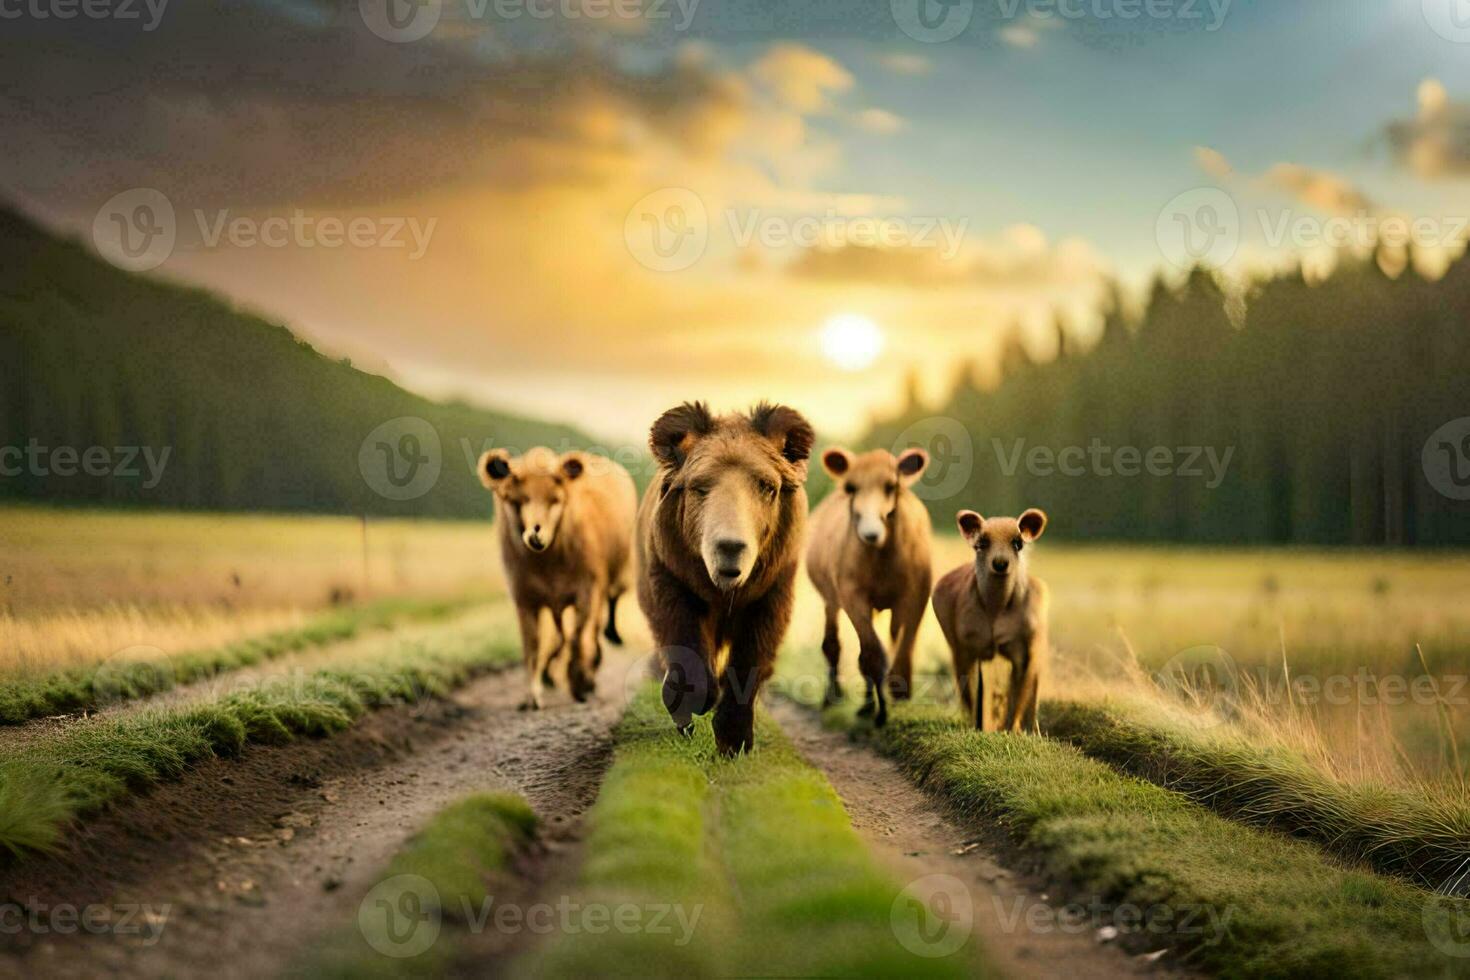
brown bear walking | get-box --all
[636,401,813,756]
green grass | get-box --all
[0,617,520,859]
[521,686,983,978]
[299,792,537,979]
[871,701,1470,978]
[0,594,488,725]
[1041,698,1470,892]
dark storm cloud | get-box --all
[0,0,739,210]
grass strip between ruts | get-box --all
[520,684,984,978]
[0,613,520,859]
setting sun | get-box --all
[820,314,885,372]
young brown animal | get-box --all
[636,401,813,756]
[805,447,932,725]
[478,447,636,710]
[931,508,1050,731]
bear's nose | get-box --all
[991,556,1010,574]
[715,539,747,564]
[860,529,881,544]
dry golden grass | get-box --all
[0,505,501,676]
[790,535,1470,788]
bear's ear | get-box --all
[896,447,929,486]
[750,402,815,481]
[650,402,714,470]
[478,449,513,489]
[956,510,984,544]
[822,448,853,479]
[561,454,585,481]
[1019,508,1048,541]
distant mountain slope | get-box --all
[0,206,608,517]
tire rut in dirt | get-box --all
[0,654,633,980]
[769,699,1178,980]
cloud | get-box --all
[784,225,1108,291]
[1259,163,1373,215]
[1383,78,1470,179]
[853,108,905,135]
[1193,146,1234,181]
[999,14,1063,49]
[750,43,854,113]
[1191,146,1371,215]
[876,52,931,76]
[0,4,760,210]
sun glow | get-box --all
[819,314,885,371]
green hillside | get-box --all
[0,207,605,518]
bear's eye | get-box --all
[844,482,857,494]
[1012,538,1024,553]
[977,537,989,551]
[884,481,897,495]
[758,480,778,500]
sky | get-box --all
[5,0,1470,444]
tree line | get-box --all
[0,207,596,518]
[864,251,1470,546]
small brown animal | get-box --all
[636,401,813,756]
[805,447,932,725]
[931,508,1050,731]
[478,447,636,710]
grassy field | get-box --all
[783,535,1470,789]
[4,507,1470,976]
[0,505,501,675]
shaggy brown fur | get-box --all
[805,447,932,725]
[636,401,813,756]
[479,447,636,710]
[931,508,1050,731]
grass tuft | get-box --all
[1042,698,1470,891]
[299,791,537,979]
